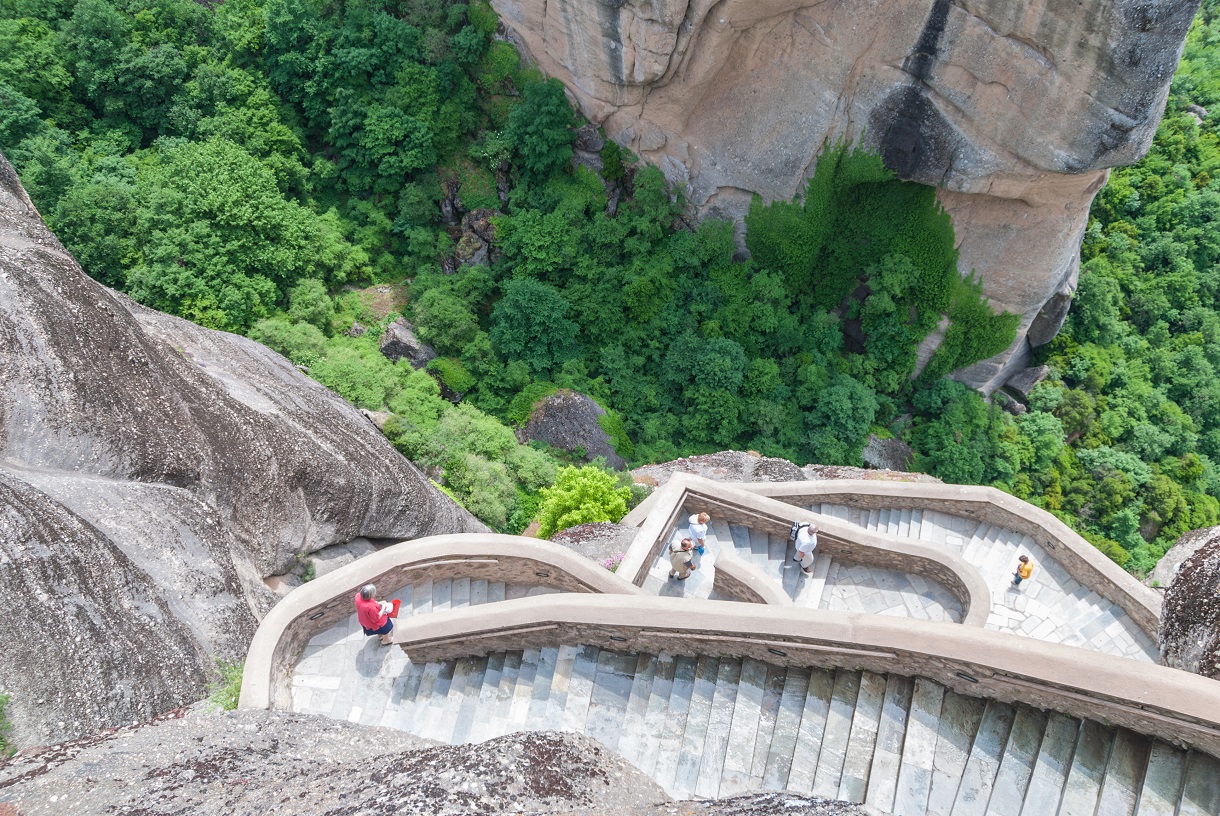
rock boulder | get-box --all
[379,317,437,369]
[492,0,1200,390]
[0,154,485,747]
[517,389,627,469]
[1159,526,1220,679]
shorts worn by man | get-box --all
[793,524,819,574]
[669,538,697,580]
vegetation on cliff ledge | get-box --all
[2,0,1219,573]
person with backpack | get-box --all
[791,522,819,575]
[669,538,697,580]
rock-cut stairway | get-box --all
[385,645,1220,814]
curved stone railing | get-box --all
[239,535,643,711]
[619,475,991,627]
[391,593,1220,760]
[710,548,794,606]
[726,479,1163,638]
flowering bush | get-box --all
[600,552,625,572]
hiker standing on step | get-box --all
[1012,555,1035,588]
[688,512,710,555]
[792,524,819,575]
[669,538,697,580]
[355,583,394,646]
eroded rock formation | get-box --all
[1159,526,1220,679]
[517,389,627,469]
[494,0,1199,389]
[0,155,485,747]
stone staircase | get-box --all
[732,502,1161,663]
[386,644,1220,814]
[640,520,724,599]
[290,577,559,718]
[720,519,963,622]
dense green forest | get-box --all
[2,0,1219,574]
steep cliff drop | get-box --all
[0,155,486,748]
[493,0,1200,390]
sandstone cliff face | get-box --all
[493,0,1199,389]
[0,155,485,747]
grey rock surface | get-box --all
[518,390,626,469]
[861,435,914,472]
[0,707,668,815]
[634,450,941,487]
[549,521,638,565]
[1158,526,1220,679]
[378,317,436,369]
[1004,365,1051,402]
[0,154,486,748]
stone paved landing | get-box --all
[819,560,962,622]
[641,523,722,600]
[723,521,962,623]
[814,504,1158,661]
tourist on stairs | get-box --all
[793,523,819,575]
[355,583,396,645]
[669,538,697,580]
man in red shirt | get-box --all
[354,584,394,645]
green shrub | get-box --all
[287,278,335,332]
[207,660,244,711]
[310,344,403,410]
[489,279,578,373]
[0,692,13,755]
[537,464,632,538]
[597,408,635,461]
[428,357,477,393]
[506,381,559,424]
[412,288,480,354]
[248,318,327,366]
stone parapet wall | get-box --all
[619,475,990,626]
[709,549,794,606]
[393,594,1220,760]
[739,479,1162,637]
[239,535,642,711]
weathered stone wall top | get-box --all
[392,594,1220,759]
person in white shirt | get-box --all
[793,524,819,574]
[688,512,710,554]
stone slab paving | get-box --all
[818,558,962,623]
[813,503,1158,661]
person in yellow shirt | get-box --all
[1012,555,1035,587]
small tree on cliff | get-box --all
[537,464,631,538]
